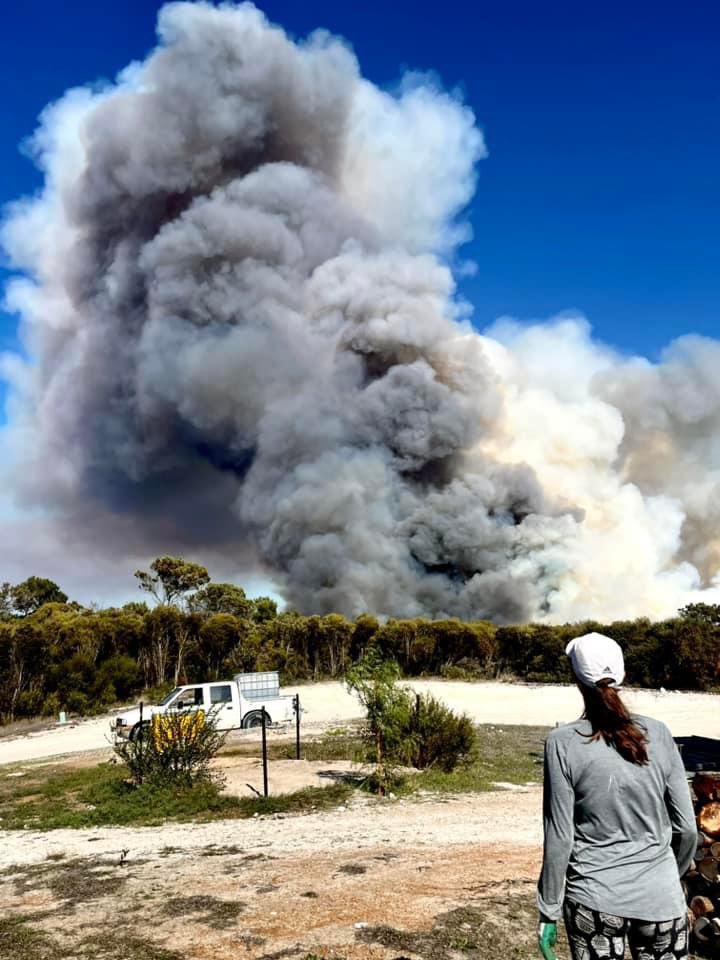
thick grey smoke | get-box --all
[2,3,719,622]
[0,1,577,620]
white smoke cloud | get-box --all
[342,76,485,255]
[1,1,718,621]
[478,318,720,621]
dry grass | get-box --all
[0,915,183,960]
[161,895,245,928]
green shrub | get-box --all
[93,654,142,701]
[400,693,475,772]
[113,710,227,788]
[440,657,487,680]
[65,690,90,716]
[41,692,62,717]
[346,654,476,787]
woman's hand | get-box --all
[538,920,558,960]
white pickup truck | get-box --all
[114,671,296,741]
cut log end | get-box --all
[694,775,720,804]
[698,858,720,884]
[691,896,716,919]
[698,802,720,839]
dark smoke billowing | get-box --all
[3,3,719,621]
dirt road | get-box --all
[0,680,717,766]
[0,788,545,960]
[0,787,542,867]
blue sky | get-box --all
[1,0,718,420]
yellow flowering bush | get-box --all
[152,710,205,752]
[114,708,226,787]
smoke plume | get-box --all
[2,2,719,622]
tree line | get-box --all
[1,558,718,722]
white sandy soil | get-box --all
[0,786,544,868]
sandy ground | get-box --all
[0,679,717,766]
[217,756,364,798]
[0,787,543,868]
[0,785,545,959]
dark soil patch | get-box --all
[161,895,245,929]
[337,863,367,876]
[199,843,245,857]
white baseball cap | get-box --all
[565,632,625,688]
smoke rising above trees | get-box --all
[0,562,718,723]
[1,2,720,622]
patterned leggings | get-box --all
[563,900,688,960]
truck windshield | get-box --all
[158,687,182,706]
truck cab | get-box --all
[114,672,295,741]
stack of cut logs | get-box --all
[685,773,720,953]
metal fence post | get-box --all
[138,700,144,786]
[294,693,301,760]
[261,707,269,798]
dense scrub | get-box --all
[1,561,719,722]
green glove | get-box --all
[538,921,558,960]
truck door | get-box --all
[170,686,205,714]
[208,683,238,730]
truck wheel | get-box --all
[242,711,269,729]
[129,721,150,743]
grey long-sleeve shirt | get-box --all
[537,715,697,922]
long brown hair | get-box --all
[579,679,649,765]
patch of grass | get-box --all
[243,782,353,816]
[336,863,367,875]
[356,892,554,960]
[0,915,182,960]
[0,725,546,830]
[0,915,52,960]
[9,856,137,913]
[0,763,240,829]
[72,933,182,960]
[162,895,244,929]
[0,761,352,830]
[258,951,343,960]
[198,843,245,857]
[277,735,361,762]
[401,725,548,796]
[222,732,362,763]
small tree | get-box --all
[0,583,11,621]
[346,653,477,791]
[679,603,720,627]
[6,577,68,617]
[345,652,414,795]
[134,557,210,608]
[189,583,254,619]
[253,596,278,623]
